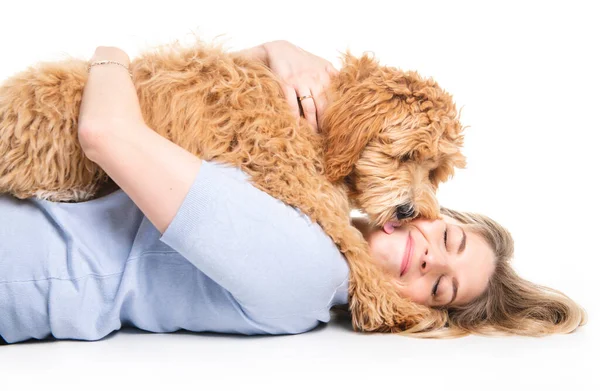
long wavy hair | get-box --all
[334,207,588,338]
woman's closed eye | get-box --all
[432,275,443,297]
[450,225,467,255]
[443,227,448,249]
[445,224,466,254]
[435,225,452,298]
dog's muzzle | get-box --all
[396,203,415,220]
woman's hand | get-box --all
[260,40,338,133]
[264,40,338,132]
[78,46,144,157]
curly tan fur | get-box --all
[0,39,465,333]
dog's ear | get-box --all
[322,52,383,182]
[430,140,467,187]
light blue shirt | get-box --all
[0,161,349,344]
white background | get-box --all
[0,0,598,389]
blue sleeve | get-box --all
[158,160,349,320]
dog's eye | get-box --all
[399,154,411,163]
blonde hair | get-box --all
[336,207,588,338]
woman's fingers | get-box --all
[326,62,339,78]
[296,69,335,132]
[314,89,328,132]
[297,88,318,132]
[282,83,301,120]
[309,71,335,132]
[261,41,338,132]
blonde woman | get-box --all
[0,42,586,344]
[348,207,587,338]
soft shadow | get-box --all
[328,310,355,332]
[1,310,356,346]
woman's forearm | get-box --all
[79,46,202,234]
[82,124,202,235]
[77,47,144,139]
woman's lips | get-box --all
[400,233,413,277]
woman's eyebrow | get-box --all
[458,227,467,254]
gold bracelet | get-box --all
[87,60,133,77]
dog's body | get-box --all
[0,40,465,332]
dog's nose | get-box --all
[396,204,415,220]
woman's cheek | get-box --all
[366,232,389,266]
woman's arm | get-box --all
[79,41,337,232]
[79,47,201,234]
[81,125,201,235]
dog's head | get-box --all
[322,52,466,226]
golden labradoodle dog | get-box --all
[0,39,465,333]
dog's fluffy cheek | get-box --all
[412,182,440,220]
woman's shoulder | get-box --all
[154,159,351,323]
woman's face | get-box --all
[364,216,495,308]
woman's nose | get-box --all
[420,247,449,274]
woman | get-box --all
[0,42,586,344]
[351,208,587,338]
